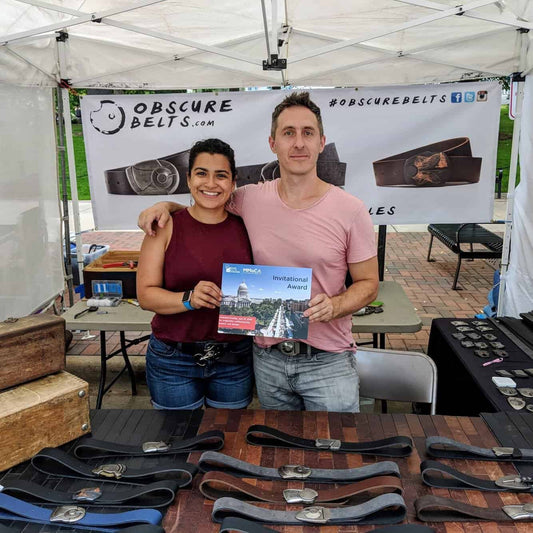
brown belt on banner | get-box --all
[416,495,533,522]
[373,137,481,187]
[199,471,403,504]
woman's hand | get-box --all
[190,281,222,309]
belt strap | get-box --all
[32,447,197,486]
[0,492,161,531]
[416,494,533,522]
[198,451,400,482]
[426,436,533,462]
[0,479,179,508]
[246,425,413,457]
[199,471,403,503]
[212,494,406,525]
[74,430,225,459]
[420,460,533,492]
[219,518,435,533]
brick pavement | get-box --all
[67,229,500,358]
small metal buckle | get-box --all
[50,505,86,523]
[503,503,533,520]
[493,447,515,457]
[283,488,318,504]
[279,341,298,356]
[72,487,102,502]
[278,464,312,479]
[495,475,533,490]
[295,506,331,524]
[315,438,341,451]
[518,388,533,398]
[92,463,127,479]
[142,441,170,453]
[194,343,223,366]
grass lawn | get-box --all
[61,108,518,201]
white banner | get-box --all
[82,82,500,229]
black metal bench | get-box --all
[427,223,503,290]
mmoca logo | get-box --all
[90,100,126,135]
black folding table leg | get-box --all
[120,331,137,396]
[97,331,107,409]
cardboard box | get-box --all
[0,314,65,392]
[0,371,90,471]
[83,250,140,299]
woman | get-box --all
[137,138,253,410]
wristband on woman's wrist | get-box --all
[182,290,195,311]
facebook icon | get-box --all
[464,92,475,103]
[451,92,462,103]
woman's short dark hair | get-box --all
[188,138,237,180]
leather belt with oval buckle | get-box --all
[199,471,403,504]
[212,493,407,526]
[426,436,533,462]
[74,430,224,459]
[198,451,400,482]
[416,495,533,522]
[246,424,413,457]
[373,137,481,187]
[50,505,86,523]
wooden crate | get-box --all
[0,371,90,471]
[0,314,65,391]
[84,250,140,299]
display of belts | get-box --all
[2,409,533,532]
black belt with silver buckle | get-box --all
[270,340,321,356]
[73,430,224,459]
[246,425,413,457]
[31,448,197,486]
[161,338,251,366]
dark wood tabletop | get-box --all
[164,409,533,533]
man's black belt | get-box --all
[212,494,407,526]
[199,471,403,503]
[246,425,413,457]
[426,436,533,462]
[32,447,197,486]
[198,451,400,482]
[0,479,180,508]
[0,492,162,530]
[73,430,225,459]
[219,517,435,533]
[421,459,533,492]
[416,494,533,522]
[266,341,322,356]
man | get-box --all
[138,92,378,412]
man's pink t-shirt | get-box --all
[228,179,376,352]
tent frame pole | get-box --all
[497,29,530,316]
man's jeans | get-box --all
[253,345,359,412]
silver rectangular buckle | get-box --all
[503,503,533,520]
[91,463,126,479]
[495,475,533,490]
[142,441,170,453]
[278,341,299,356]
[283,488,318,504]
[493,446,515,457]
[315,438,341,450]
[50,505,86,523]
[295,506,331,524]
[278,464,312,479]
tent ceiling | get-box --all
[1,0,531,89]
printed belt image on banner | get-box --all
[104,143,346,195]
[373,138,481,187]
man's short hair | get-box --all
[271,91,324,138]
[188,138,237,180]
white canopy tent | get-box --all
[0,0,532,317]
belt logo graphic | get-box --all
[90,100,126,135]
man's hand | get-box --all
[137,202,178,236]
[190,281,222,310]
[304,293,337,323]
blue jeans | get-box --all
[146,335,253,410]
[253,344,359,412]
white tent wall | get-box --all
[501,74,533,317]
[0,85,64,321]
[0,0,532,317]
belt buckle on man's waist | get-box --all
[279,341,300,356]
